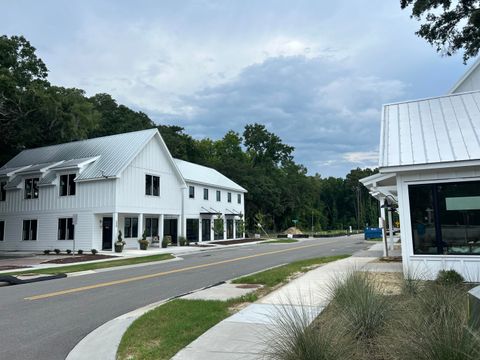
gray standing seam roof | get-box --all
[380,90,480,168]
[1,129,158,181]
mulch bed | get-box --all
[209,238,266,245]
[0,265,32,271]
[41,254,116,264]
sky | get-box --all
[0,0,471,177]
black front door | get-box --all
[227,219,234,239]
[102,217,113,250]
[164,219,178,244]
[202,218,211,241]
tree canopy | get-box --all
[401,0,480,61]
[0,34,380,233]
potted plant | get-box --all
[138,229,149,250]
[162,235,172,248]
[115,230,126,253]
[179,236,188,246]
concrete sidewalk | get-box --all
[173,243,401,359]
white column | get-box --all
[233,218,237,239]
[198,217,202,242]
[223,215,227,240]
[211,215,215,241]
[388,209,394,251]
[112,212,118,251]
[379,197,388,257]
[159,214,164,242]
[138,214,144,240]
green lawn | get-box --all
[263,239,299,244]
[2,254,175,276]
[232,254,350,287]
[117,295,257,360]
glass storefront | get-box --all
[186,219,199,243]
[409,180,480,255]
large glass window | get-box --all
[124,217,138,238]
[186,219,199,243]
[0,181,6,201]
[23,219,37,240]
[226,219,234,239]
[145,175,160,196]
[60,174,76,196]
[409,180,480,255]
[25,178,39,199]
[0,220,4,241]
[58,218,74,240]
[201,218,211,241]
[145,218,159,237]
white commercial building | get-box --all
[363,60,480,281]
[0,129,246,251]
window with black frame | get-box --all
[409,180,480,255]
[186,219,199,242]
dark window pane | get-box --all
[152,218,159,236]
[68,174,76,195]
[186,219,199,242]
[145,175,152,195]
[189,186,195,198]
[216,190,221,201]
[67,218,74,240]
[227,219,234,239]
[124,218,131,237]
[0,181,6,201]
[202,219,211,241]
[235,220,243,238]
[58,218,66,240]
[0,221,4,241]
[228,192,231,203]
[32,178,39,198]
[409,184,438,254]
[25,179,32,199]
[60,175,68,196]
[146,218,152,236]
[237,194,241,204]
[23,220,29,240]
[132,218,138,238]
[204,188,208,200]
[437,181,480,255]
[31,220,37,240]
[153,176,160,196]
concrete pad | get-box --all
[181,282,261,301]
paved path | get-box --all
[173,243,402,359]
[0,235,366,360]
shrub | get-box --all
[402,270,422,297]
[77,249,83,255]
[54,248,61,255]
[66,249,72,255]
[178,236,188,246]
[162,235,171,248]
[43,249,51,255]
[91,249,98,255]
[436,269,464,286]
[329,271,391,341]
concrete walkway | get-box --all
[173,243,401,360]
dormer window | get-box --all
[60,174,76,196]
[25,178,39,199]
[0,181,6,201]
[145,174,160,196]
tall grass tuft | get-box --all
[388,283,480,360]
[329,271,392,341]
[265,302,354,360]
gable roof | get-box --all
[449,57,480,94]
[174,158,247,192]
[1,129,159,181]
[380,90,480,169]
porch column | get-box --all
[233,218,236,239]
[112,212,118,251]
[223,214,227,240]
[388,209,394,251]
[211,215,215,241]
[138,214,144,240]
[379,197,388,257]
[198,217,202,242]
[158,214,164,242]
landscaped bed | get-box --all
[116,254,350,360]
[41,254,116,264]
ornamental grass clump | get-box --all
[265,301,354,360]
[387,283,480,360]
[329,271,391,341]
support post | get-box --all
[380,197,388,257]
[388,209,394,251]
[138,214,144,243]
[159,214,164,242]
[112,212,118,252]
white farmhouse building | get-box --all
[362,61,480,281]
[0,128,246,251]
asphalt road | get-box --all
[0,235,368,360]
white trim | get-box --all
[449,57,480,94]
[380,159,480,173]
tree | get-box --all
[401,0,480,61]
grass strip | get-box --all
[117,294,257,360]
[232,254,350,287]
[263,239,299,244]
[2,254,175,276]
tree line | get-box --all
[0,35,380,232]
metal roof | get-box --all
[174,159,247,192]
[1,129,158,181]
[380,90,480,169]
